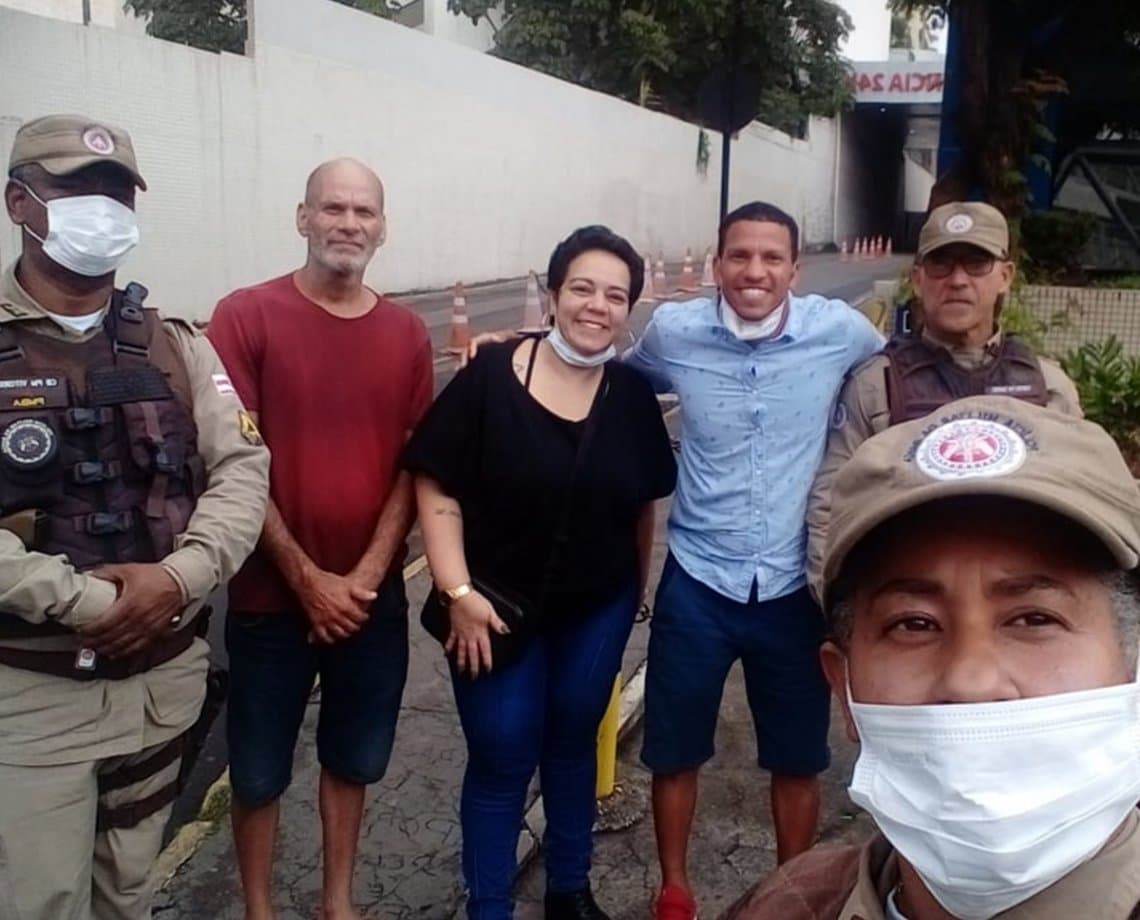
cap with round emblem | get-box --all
[912,416,1028,481]
[8,114,147,190]
[821,395,1140,610]
[917,201,1009,259]
[1,418,58,471]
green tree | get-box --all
[122,0,395,54]
[889,0,1140,219]
[446,0,854,138]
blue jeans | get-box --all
[451,583,637,919]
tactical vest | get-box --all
[0,283,204,634]
[884,334,1049,425]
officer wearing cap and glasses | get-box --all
[732,395,1140,920]
[0,114,269,918]
[806,202,1082,598]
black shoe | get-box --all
[545,886,611,920]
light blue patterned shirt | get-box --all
[626,295,884,603]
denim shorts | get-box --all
[225,574,409,807]
[641,553,830,776]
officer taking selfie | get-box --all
[733,396,1140,920]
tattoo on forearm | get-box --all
[433,508,462,519]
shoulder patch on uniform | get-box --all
[237,409,262,445]
[212,373,236,397]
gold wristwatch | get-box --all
[439,582,473,606]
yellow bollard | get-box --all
[595,675,622,798]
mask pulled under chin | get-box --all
[846,676,1140,920]
[17,182,139,277]
[545,323,616,367]
[720,296,786,340]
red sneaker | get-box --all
[655,883,698,920]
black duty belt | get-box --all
[0,621,197,680]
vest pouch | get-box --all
[117,400,191,487]
[87,365,179,482]
[0,411,66,510]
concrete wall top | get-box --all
[1,4,849,320]
[0,0,146,31]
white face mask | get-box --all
[17,182,139,277]
[545,323,615,368]
[720,295,786,340]
[848,676,1140,920]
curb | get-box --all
[157,769,232,884]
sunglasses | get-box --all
[920,250,1001,280]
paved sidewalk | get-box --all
[510,688,873,919]
[157,474,677,920]
[158,254,907,918]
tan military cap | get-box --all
[917,201,1008,259]
[823,396,1140,609]
[8,114,146,190]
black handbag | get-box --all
[420,574,534,670]
[420,340,609,672]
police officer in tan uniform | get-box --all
[732,396,1140,920]
[0,114,269,919]
[806,202,1081,596]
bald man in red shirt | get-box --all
[209,158,433,920]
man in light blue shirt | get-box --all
[631,202,883,920]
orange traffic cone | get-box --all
[678,249,698,293]
[886,237,893,256]
[653,255,668,299]
[518,271,544,333]
[700,249,716,287]
[446,282,470,354]
[875,236,884,258]
[854,238,863,260]
[840,240,849,262]
[638,254,656,303]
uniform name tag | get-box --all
[0,376,69,410]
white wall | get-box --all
[0,0,145,31]
[1,3,846,321]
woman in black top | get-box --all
[404,226,676,920]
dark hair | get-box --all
[546,225,643,305]
[717,201,799,260]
